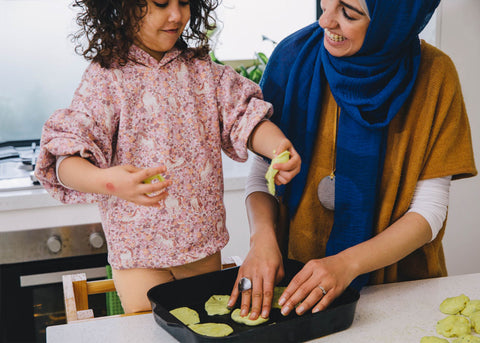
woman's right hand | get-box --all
[228,232,285,320]
[102,164,172,206]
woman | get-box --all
[228,0,477,320]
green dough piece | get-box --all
[439,294,470,314]
[471,312,480,334]
[188,323,233,337]
[462,300,480,317]
[265,150,290,195]
[272,286,286,310]
[231,308,269,326]
[142,174,165,184]
[420,336,449,343]
[436,315,471,338]
[205,295,231,316]
[169,307,200,326]
[452,335,480,343]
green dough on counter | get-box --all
[205,295,231,316]
[265,150,290,195]
[471,312,480,334]
[420,336,449,343]
[189,323,233,337]
[439,294,470,315]
[452,335,480,343]
[272,286,286,310]
[436,315,471,338]
[462,300,480,317]
[231,308,269,326]
[169,307,200,326]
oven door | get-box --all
[0,254,108,343]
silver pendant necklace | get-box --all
[317,105,339,211]
[318,172,335,211]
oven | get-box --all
[0,224,108,343]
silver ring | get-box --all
[318,285,327,296]
[238,277,252,292]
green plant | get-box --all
[209,51,269,84]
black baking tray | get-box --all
[147,259,359,343]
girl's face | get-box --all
[318,0,370,57]
[135,0,191,61]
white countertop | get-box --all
[47,273,480,343]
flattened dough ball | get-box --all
[462,300,480,317]
[272,286,287,310]
[471,311,480,334]
[189,323,233,337]
[452,335,480,343]
[439,294,470,315]
[231,309,269,326]
[169,307,200,326]
[436,315,471,338]
[205,295,231,316]
[265,150,290,195]
[420,336,449,343]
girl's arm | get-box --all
[248,120,301,185]
[58,156,172,207]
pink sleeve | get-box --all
[35,64,119,204]
[215,64,273,162]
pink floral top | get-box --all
[35,46,272,269]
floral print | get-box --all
[35,46,272,269]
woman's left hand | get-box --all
[277,254,356,316]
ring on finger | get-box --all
[238,277,252,292]
[318,285,327,296]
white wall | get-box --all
[437,0,480,275]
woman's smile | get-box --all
[324,28,346,43]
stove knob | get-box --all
[89,232,104,249]
[46,235,62,254]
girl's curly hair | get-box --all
[71,0,219,68]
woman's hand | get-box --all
[228,233,285,320]
[277,254,356,316]
[272,141,301,186]
[102,164,172,206]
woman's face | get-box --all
[135,0,191,61]
[318,0,370,57]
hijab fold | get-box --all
[260,0,440,290]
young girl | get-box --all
[35,0,301,313]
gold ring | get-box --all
[318,285,327,296]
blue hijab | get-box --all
[261,0,440,290]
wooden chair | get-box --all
[62,256,242,323]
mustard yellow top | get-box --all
[284,41,477,284]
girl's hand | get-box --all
[272,140,301,186]
[277,255,356,316]
[102,164,172,206]
[228,234,285,320]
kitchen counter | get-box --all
[47,272,480,343]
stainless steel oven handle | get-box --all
[20,266,107,287]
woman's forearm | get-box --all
[57,156,108,194]
[245,191,280,247]
[339,212,433,279]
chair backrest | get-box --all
[62,256,242,323]
[63,273,121,323]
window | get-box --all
[211,0,316,61]
[0,0,88,144]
